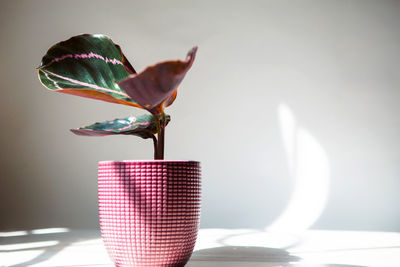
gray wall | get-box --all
[1,0,399,232]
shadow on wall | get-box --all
[266,103,331,234]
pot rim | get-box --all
[99,160,199,164]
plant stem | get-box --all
[156,113,166,160]
[153,114,161,160]
[151,135,158,160]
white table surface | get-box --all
[1,228,400,267]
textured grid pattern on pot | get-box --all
[98,161,201,267]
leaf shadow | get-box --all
[1,230,100,267]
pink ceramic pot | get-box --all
[98,160,201,267]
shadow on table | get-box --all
[0,229,101,267]
[188,246,366,267]
[188,246,300,266]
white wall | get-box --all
[1,0,399,232]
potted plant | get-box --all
[37,34,200,267]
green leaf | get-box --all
[70,114,171,139]
[37,34,141,108]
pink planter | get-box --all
[98,160,201,267]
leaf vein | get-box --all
[41,69,130,98]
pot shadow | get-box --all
[187,246,366,267]
[188,246,300,266]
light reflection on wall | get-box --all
[266,103,330,234]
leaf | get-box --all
[70,114,171,139]
[118,47,197,114]
[37,34,141,108]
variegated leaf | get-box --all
[118,47,197,114]
[70,114,170,138]
[37,34,141,108]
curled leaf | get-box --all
[70,114,170,139]
[37,34,140,107]
[118,47,197,114]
